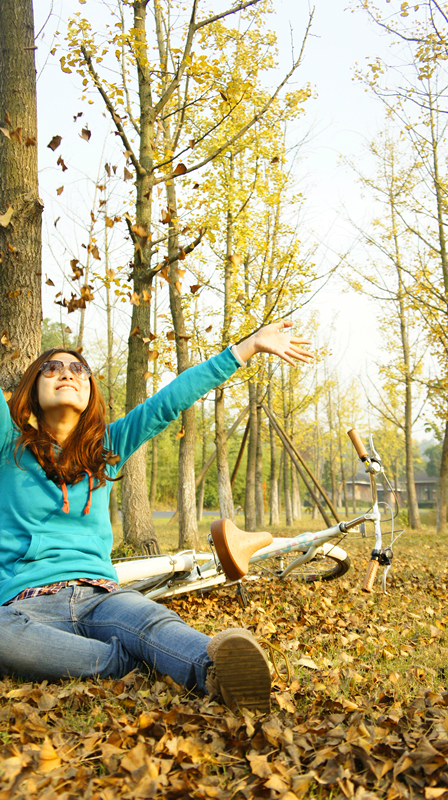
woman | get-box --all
[0,321,313,713]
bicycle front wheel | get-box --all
[255,542,351,583]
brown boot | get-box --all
[206,628,271,714]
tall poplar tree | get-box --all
[0,0,42,390]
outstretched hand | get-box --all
[233,321,314,367]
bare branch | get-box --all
[80,45,144,177]
[195,0,261,31]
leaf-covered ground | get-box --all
[2,528,448,799]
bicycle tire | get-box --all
[254,542,351,582]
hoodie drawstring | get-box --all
[60,468,93,515]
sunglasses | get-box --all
[39,360,92,381]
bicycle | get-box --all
[113,428,402,603]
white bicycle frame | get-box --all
[113,429,397,599]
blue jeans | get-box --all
[0,585,212,690]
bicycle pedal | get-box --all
[235,582,250,608]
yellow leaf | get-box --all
[0,206,13,227]
[37,737,62,773]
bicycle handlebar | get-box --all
[347,427,380,593]
[347,428,369,460]
[362,559,379,592]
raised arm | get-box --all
[234,320,314,366]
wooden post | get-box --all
[262,404,340,526]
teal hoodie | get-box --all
[0,347,239,606]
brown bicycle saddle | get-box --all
[210,518,273,581]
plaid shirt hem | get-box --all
[5,578,119,605]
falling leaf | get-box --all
[47,135,62,151]
[45,276,55,286]
[124,149,132,160]
[176,425,185,439]
[124,167,133,181]
[230,254,241,266]
[131,223,150,239]
[25,136,37,147]
[105,216,114,228]
[80,284,94,301]
[189,139,195,148]
[73,111,83,121]
[130,292,140,305]
[219,90,229,102]
[87,244,100,260]
[0,206,14,227]
[64,326,72,333]
[190,284,201,294]
[105,452,121,465]
[142,289,151,303]
[193,182,200,189]
[56,186,64,196]
[105,163,111,177]
[175,280,182,294]
[57,155,67,171]
[10,127,22,144]
[80,127,91,141]
[174,162,187,175]
[0,127,11,139]
[0,333,10,346]
[7,289,22,298]
[270,155,280,164]
[205,324,212,332]
[161,209,173,225]
[147,350,159,361]
[166,330,175,341]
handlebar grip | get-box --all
[347,428,369,460]
[362,559,379,593]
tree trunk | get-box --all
[120,0,158,553]
[214,152,235,522]
[197,400,207,522]
[215,386,234,520]
[166,176,199,549]
[291,465,302,521]
[437,419,448,532]
[268,367,279,525]
[0,0,42,389]
[277,448,283,518]
[281,365,292,526]
[245,375,257,531]
[255,383,264,528]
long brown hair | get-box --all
[9,348,115,487]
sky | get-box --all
[32,0,407,423]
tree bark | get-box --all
[0,0,42,389]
